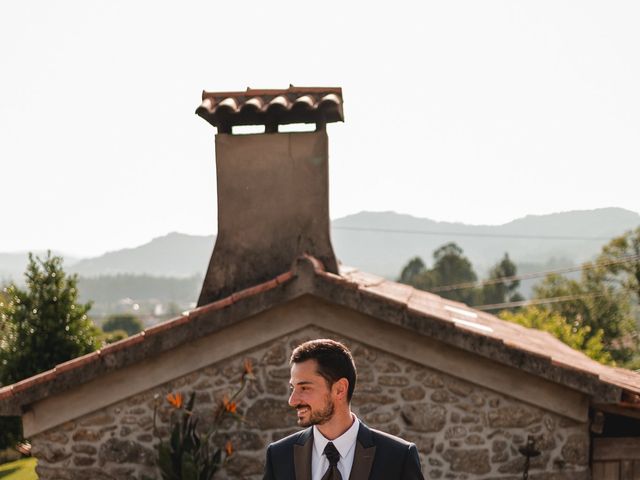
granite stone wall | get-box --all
[32,327,590,479]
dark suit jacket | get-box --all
[263,422,424,480]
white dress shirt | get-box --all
[311,414,360,480]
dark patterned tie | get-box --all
[321,442,342,480]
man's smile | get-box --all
[296,405,310,416]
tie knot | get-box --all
[324,442,340,466]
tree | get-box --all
[583,226,640,367]
[427,243,479,304]
[102,313,143,337]
[499,307,612,365]
[0,252,100,385]
[595,227,640,305]
[99,329,129,344]
[533,268,637,366]
[515,229,640,367]
[481,253,524,307]
[397,243,479,305]
[398,257,426,285]
[0,252,100,448]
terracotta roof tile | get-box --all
[302,254,326,273]
[276,271,295,284]
[54,351,101,374]
[603,369,640,392]
[194,296,234,318]
[231,278,279,303]
[364,281,414,306]
[407,290,452,319]
[549,358,601,379]
[98,332,146,356]
[145,313,191,336]
[0,386,13,401]
[317,269,359,288]
[10,369,57,394]
[196,86,343,131]
[340,269,385,288]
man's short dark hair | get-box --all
[290,339,357,401]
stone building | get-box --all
[1,87,640,480]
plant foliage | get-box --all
[102,313,143,336]
[0,252,99,385]
[499,306,613,364]
[153,360,255,479]
[0,252,100,448]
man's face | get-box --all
[288,359,335,427]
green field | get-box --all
[0,458,37,480]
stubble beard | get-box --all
[296,395,335,427]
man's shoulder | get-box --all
[363,424,415,450]
[364,425,424,479]
[267,427,311,452]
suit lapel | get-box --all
[349,423,376,480]
[293,427,313,480]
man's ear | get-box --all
[333,378,349,401]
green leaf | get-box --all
[187,391,197,412]
[181,452,198,480]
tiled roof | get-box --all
[1,257,639,415]
[335,267,640,397]
[196,86,343,132]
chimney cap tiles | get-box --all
[196,86,343,133]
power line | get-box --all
[332,225,616,241]
[475,293,601,311]
[430,253,640,293]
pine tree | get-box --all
[429,243,479,305]
[0,252,99,385]
[481,253,524,307]
[398,256,426,285]
[0,252,100,447]
[397,243,479,305]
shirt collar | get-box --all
[313,414,360,460]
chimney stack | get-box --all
[195,87,343,306]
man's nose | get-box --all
[288,390,297,407]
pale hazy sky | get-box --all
[1,1,639,257]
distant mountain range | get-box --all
[69,232,214,278]
[0,251,80,284]
[332,207,640,278]
[1,208,639,282]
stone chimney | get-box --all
[195,87,343,306]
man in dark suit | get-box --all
[263,339,424,480]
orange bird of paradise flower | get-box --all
[243,358,256,380]
[166,392,183,409]
[222,394,237,414]
[225,440,234,457]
